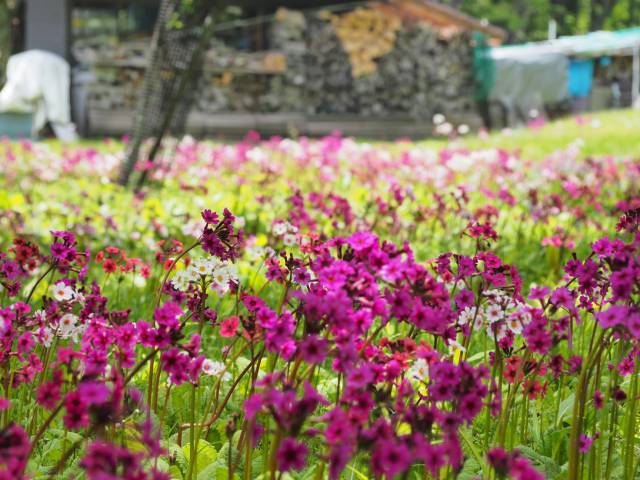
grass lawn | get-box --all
[453,108,640,159]
[40,109,640,160]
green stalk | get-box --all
[567,331,606,480]
[604,404,618,479]
[25,262,55,304]
[554,374,564,428]
[588,346,605,480]
[186,384,198,480]
[623,365,639,478]
[604,342,623,479]
[269,430,282,480]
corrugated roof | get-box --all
[372,0,505,41]
[492,27,640,60]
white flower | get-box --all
[225,263,238,281]
[202,359,230,380]
[39,326,53,348]
[235,216,246,229]
[495,323,509,341]
[436,122,453,136]
[458,306,476,326]
[447,339,466,361]
[408,358,430,381]
[52,282,75,302]
[506,313,523,335]
[505,299,517,310]
[182,221,206,238]
[247,245,266,261]
[191,258,214,276]
[282,233,296,247]
[202,359,224,376]
[433,113,445,125]
[171,270,192,291]
[518,307,532,326]
[211,263,238,293]
[70,323,87,343]
[211,268,230,287]
[485,304,504,323]
[58,313,78,337]
[483,289,505,299]
[273,222,287,236]
[34,309,46,324]
[473,313,484,330]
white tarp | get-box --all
[488,47,568,126]
[488,28,640,123]
[0,50,77,141]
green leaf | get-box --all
[457,456,483,480]
[556,393,575,424]
[196,464,241,480]
[515,445,561,478]
[459,427,488,477]
[250,453,264,476]
[183,439,217,477]
[48,429,83,443]
[169,464,185,480]
[345,464,369,480]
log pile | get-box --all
[86,67,145,110]
[261,8,307,112]
[195,38,281,113]
[76,6,475,120]
[306,13,356,114]
[305,11,474,119]
[329,8,400,77]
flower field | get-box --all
[0,110,639,480]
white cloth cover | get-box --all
[0,50,77,141]
[489,48,569,126]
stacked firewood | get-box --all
[261,8,307,112]
[77,6,475,119]
[305,11,474,119]
[306,13,357,114]
[329,8,401,77]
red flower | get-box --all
[102,258,117,274]
[140,264,151,279]
[220,316,239,337]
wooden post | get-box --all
[632,42,640,108]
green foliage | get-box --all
[444,0,640,42]
[183,440,217,477]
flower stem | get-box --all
[623,364,639,478]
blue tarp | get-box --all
[568,59,594,97]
